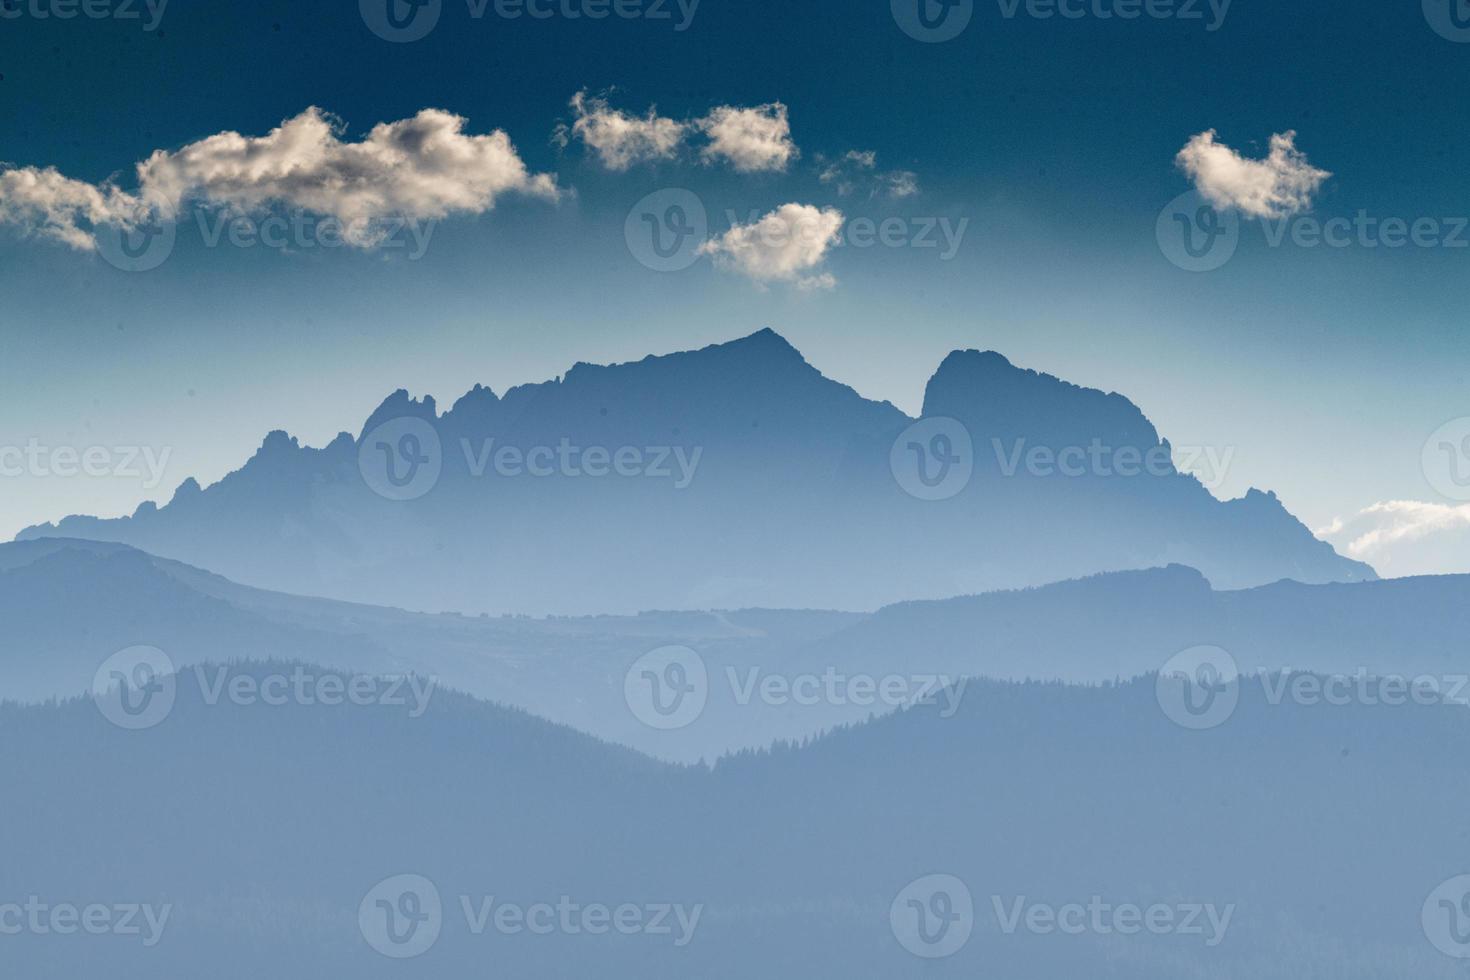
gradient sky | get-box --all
[2,0,1468,575]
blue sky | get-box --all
[2,0,1469,575]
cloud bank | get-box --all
[1176,130,1330,218]
[0,107,558,250]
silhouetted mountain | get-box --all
[18,331,1372,615]
[1,664,1463,979]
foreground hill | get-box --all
[0,663,1463,979]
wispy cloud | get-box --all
[817,150,919,199]
[1317,500,1470,576]
[559,93,800,175]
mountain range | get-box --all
[17,330,1374,615]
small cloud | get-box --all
[817,151,918,199]
[1317,500,1470,576]
[883,170,920,199]
[697,103,798,174]
[1175,129,1330,218]
[699,202,843,289]
[0,107,559,251]
[561,90,687,171]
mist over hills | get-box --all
[18,330,1373,616]
[1,538,1455,762]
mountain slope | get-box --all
[1,667,1464,979]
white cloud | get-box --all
[0,107,558,250]
[697,103,798,173]
[0,166,149,251]
[1317,500,1470,577]
[699,202,843,289]
[563,90,686,171]
[1176,130,1330,218]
